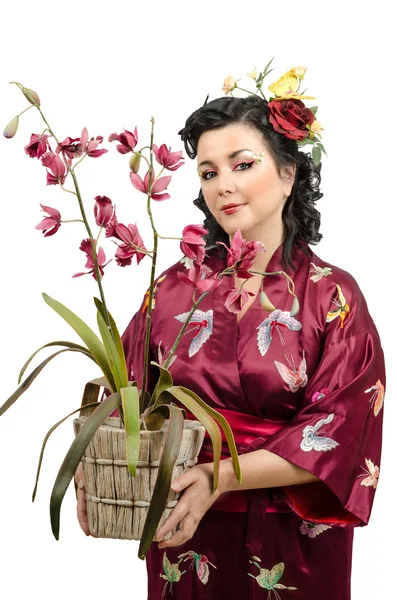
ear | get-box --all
[281,163,297,198]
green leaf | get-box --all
[0,348,95,417]
[138,403,184,560]
[261,56,275,79]
[18,341,94,384]
[150,360,173,407]
[310,105,318,115]
[312,146,321,166]
[316,142,327,156]
[50,391,122,540]
[165,386,223,492]
[120,385,140,477]
[42,293,116,392]
[94,297,128,384]
[80,376,111,417]
[96,310,128,391]
[176,386,242,485]
[32,401,100,502]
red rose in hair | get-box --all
[268,99,315,141]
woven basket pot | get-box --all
[73,416,206,540]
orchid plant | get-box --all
[1,79,299,560]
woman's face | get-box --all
[196,123,296,243]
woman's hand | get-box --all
[74,462,92,536]
[154,462,222,549]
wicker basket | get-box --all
[73,416,206,540]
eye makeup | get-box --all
[198,156,258,180]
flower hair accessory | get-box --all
[221,57,326,166]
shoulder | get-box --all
[305,246,377,340]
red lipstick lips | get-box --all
[221,203,246,215]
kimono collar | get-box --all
[206,238,310,277]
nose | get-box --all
[216,170,236,196]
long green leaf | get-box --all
[0,348,94,417]
[96,310,128,390]
[50,391,122,540]
[138,403,184,560]
[94,297,128,384]
[120,385,140,477]
[32,401,100,502]
[42,293,116,392]
[165,386,222,493]
[176,385,242,485]
[18,341,94,384]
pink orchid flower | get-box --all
[24,133,51,159]
[35,204,61,237]
[72,238,112,280]
[94,195,114,227]
[180,224,208,264]
[56,128,108,159]
[130,169,172,201]
[177,263,221,294]
[56,129,86,159]
[108,127,138,154]
[41,151,69,186]
[113,223,147,266]
[85,132,108,158]
[223,286,255,314]
[217,229,265,279]
[153,143,184,171]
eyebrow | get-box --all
[197,149,253,169]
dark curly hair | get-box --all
[178,94,323,270]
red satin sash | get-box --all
[184,407,291,514]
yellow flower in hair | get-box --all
[222,75,237,95]
[247,67,257,80]
[268,69,315,101]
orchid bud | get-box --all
[260,290,276,312]
[3,116,19,138]
[290,295,300,317]
[22,87,41,106]
[129,152,141,173]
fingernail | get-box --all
[77,480,84,489]
[172,481,180,489]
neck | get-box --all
[229,220,285,276]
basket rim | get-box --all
[73,415,206,433]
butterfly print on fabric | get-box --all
[365,379,385,417]
[257,309,302,357]
[300,413,339,452]
[326,284,350,329]
[174,309,213,357]
[309,262,332,282]
[357,458,380,489]
[248,558,297,598]
[274,351,308,392]
[299,520,332,538]
[160,552,187,598]
[178,550,217,584]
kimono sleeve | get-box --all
[105,293,158,418]
[250,280,386,527]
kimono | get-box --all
[117,239,386,600]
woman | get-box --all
[75,93,385,599]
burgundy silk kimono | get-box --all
[118,239,385,600]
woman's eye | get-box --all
[202,161,254,181]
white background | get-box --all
[0,1,394,598]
